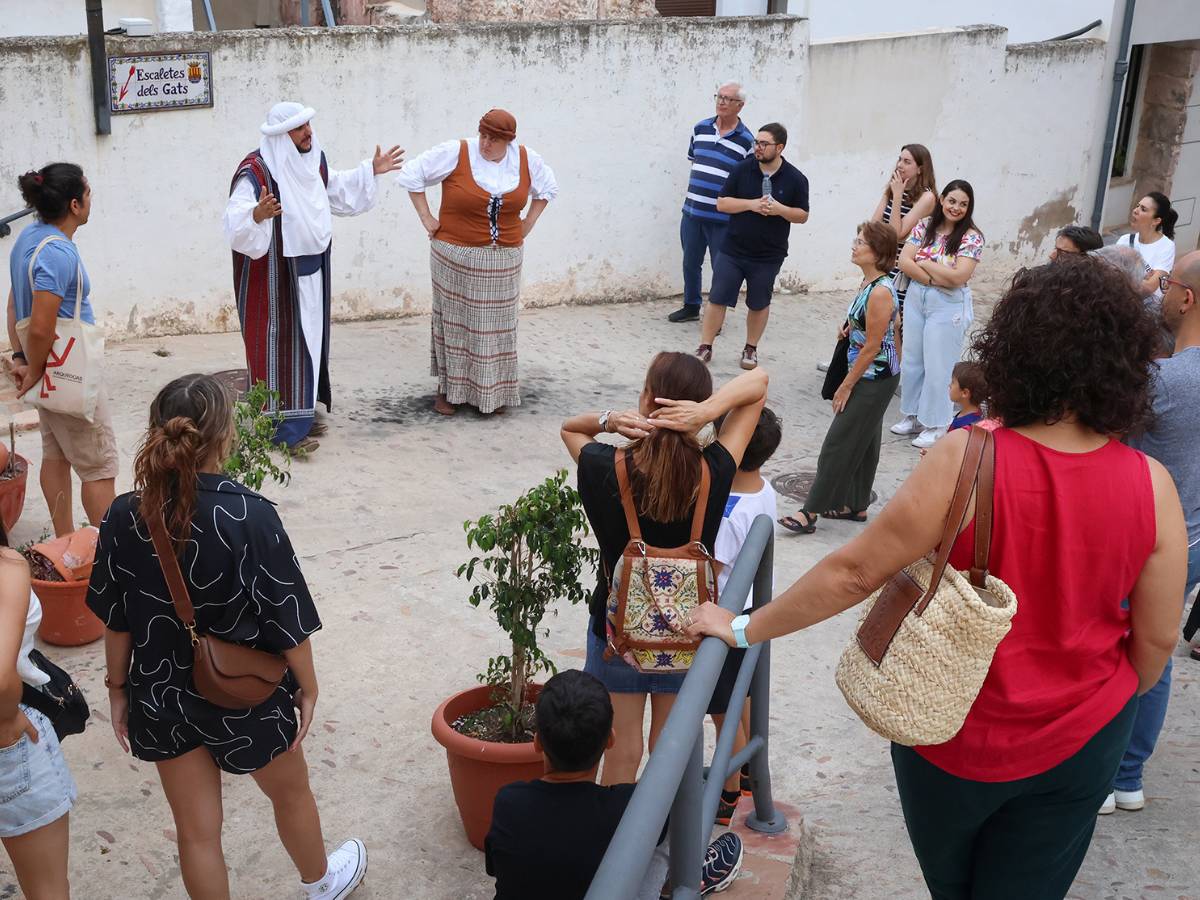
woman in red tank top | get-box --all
[677,256,1188,899]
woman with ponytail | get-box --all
[1126,191,1177,301]
[561,357,768,783]
[86,374,367,900]
[6,163,116,536]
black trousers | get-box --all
[890,695,1137,900]
[803,373,896,515]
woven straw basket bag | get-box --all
[835,428,1018,746]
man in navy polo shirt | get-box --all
[695,122,809,370]
[667,81,755,324]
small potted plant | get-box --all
[431,469,596,850]
[0,423,29,533]
[25,527,103,646]
[222,380,293,491]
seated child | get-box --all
[485,669,743,899]
[709,408,782,825]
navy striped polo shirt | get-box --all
[682,116,755,222]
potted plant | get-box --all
[222,380,293,491]
[0,424,29,533]
[25,527,103,646]
[431,469,596,850]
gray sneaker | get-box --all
[740,346,758,370]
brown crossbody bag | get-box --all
[147,512,288,710]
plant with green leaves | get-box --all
[222,380,292,492]
[458,469,597,741]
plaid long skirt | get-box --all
[429,239,523,413]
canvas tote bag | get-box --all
[15,235,104,422]
[835,427,1018,746]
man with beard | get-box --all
[694,123,809,371]
[223,101,403,452]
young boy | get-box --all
[485,670,743,900]
[949,361,986,431]
[709,408,782,825]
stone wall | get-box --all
[1131,40,1200,201]
[425,0,657,22]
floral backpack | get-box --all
[605,448,717,674]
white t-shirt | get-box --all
[1127,233,1176,301]
[714,480,778,610]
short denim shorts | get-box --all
[584,623,687,695]
[0,705,77,838]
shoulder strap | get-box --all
[145,510,197,629]
[915,427,990,615]
[1126,233,1135,248]
[27,236,83,323]
[690,456,712,544]
[968,429,995,588]
[614,448,642,541]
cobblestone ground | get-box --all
[0,289,1195,899]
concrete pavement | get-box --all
[1,289,1195,899]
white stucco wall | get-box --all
[0,0,192,38]
[0,19,809,336]
[800,28,1107,292]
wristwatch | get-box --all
[730,614,751,649]
[598,410,613,434]
[11,351,25,362]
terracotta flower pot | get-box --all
[0,454,29,534]
[33,578,104,646]
[431,684,544,850]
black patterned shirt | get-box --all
[87,474,321,723]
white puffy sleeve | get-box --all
[326,159,377,217]
[394,140,461,192]
[526,147,558,202]
[223,175,273,260]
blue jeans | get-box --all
[899,282,971,429]
[680,212,728,309]
[1114,538,1200,791]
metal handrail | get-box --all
[0,208,33,239]
[586,515,786,900]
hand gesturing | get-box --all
[252,191,282,224]
[373,144,405,175]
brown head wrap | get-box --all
[478,109,517,142]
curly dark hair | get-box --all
[972,256,1159,435]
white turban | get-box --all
[258,102,332,257]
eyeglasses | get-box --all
[851,237,867,247]
[1159,274,1193,295]
[753,140,778,148]
[714,94,743,105]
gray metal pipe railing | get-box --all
[1092,0,1137,232]
[586,515,786,900]
[0,208,34,239]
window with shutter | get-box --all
[655,0,717,15]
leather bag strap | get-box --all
[968,431,995,588]
[615,449,642,541]
[914,427,989,616]
[689,457,711,544]
[145,510,198,629]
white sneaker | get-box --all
[301,839,367,899]
[890,415,921,435]
[1098,792,1116,815]
[1114,788,1145,811]
[911,427,947,449]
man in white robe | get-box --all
[223,101,402,451]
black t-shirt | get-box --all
[577,441,737,639]
[719,156,810,261]
[485,780,666,899]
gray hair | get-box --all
[718,81,746,102]
[1090,245,1148,293]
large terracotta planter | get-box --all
[0,454,28,533]
[33,578,104,646]
[431,684,544,850]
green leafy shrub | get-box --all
[223,380,292,491]
[457,469,597,742]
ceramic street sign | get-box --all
[108,52,213,114]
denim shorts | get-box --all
[584,624,686,695]
[0,705,77,838]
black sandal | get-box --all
[778,512,818,534]
[822,508,867,522]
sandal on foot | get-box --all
[822,508,867,522]
[778,512,817,534]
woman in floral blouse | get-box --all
[891,179,984,449]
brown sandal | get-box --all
[778,512,818,534]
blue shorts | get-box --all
[708,253,784,312]
[0,706,77,838]
[585,624,686,695]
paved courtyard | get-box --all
[0,290,1196,899]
